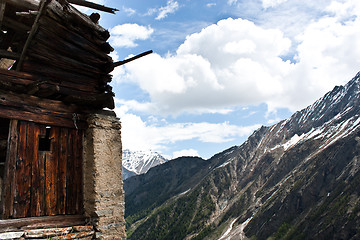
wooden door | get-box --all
[2,120,83,219]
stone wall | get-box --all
[83,112,126,240]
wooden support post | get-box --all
[2,120,18,219]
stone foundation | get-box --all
[83,112,126,240]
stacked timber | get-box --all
[0,0,116,110]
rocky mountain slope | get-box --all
[122,149,168,179]
[124,72,360,240]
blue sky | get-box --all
[80,0,360,159]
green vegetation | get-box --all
[127,184,218,240]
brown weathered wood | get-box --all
[3,16,31,32]
[2,119,18,219]
[65,129,75,215]
[27,44,107,78]
[0,90,87,129]
[30,125,45,217]
[16,0,50,71]
[63,93,115,110]
[4,0,38,11]
[47,0,110,41]
[0,215,86,231]
[0,68,100,95]
[44,126,58,216]
[36,21,112,67]
[14,121,31,218]
[74,130,83,214]
[57,127,68,215]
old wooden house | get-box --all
[0,0,126,239]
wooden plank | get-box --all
[46,0,110,41]
[0,68,101,95]
[113,50,153,68]
[2,119,18,219]
[0,215,86,231]
[57,128,68,215]
[38,17,111,63]
[65,129,74,215]
[4,0,38,11]
[31,125,45,217]
[44,126,58,216]
[3,16,31,32]
[14,121,31,218]
[16,0,50,71]
[74,130,83,214]
[0,90,87,129]
[27,44,107,78]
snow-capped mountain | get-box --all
[125,72,360,240]
[122,149,168,179]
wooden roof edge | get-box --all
[4,0,112,34]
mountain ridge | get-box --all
[122,149,168,179]
[125,72,360,240]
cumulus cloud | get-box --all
[115,2,360,114]
[115,108,260,152]
[109,23,154,48]
[116,18,293,114]
[111,0,360,157]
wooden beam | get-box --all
[68,0,118,14]
[0,215,86,231]
[113,50,153,68]
[3,16,31,32]
[16,10,39,17]
[1,119,18,219]
[0,90,87,129]
[16,0,50,71]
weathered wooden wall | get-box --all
[2,120,83,219]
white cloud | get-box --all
[114,2,360,114]
[122,6,136,16]
[206,3,216,8]
[262,0,288,9]
[172,149,200,159]
[109,23,154,48]
[116,18,293,114]
[148,0,179,20]
[326,0,360,19]
[114,108,260,153]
